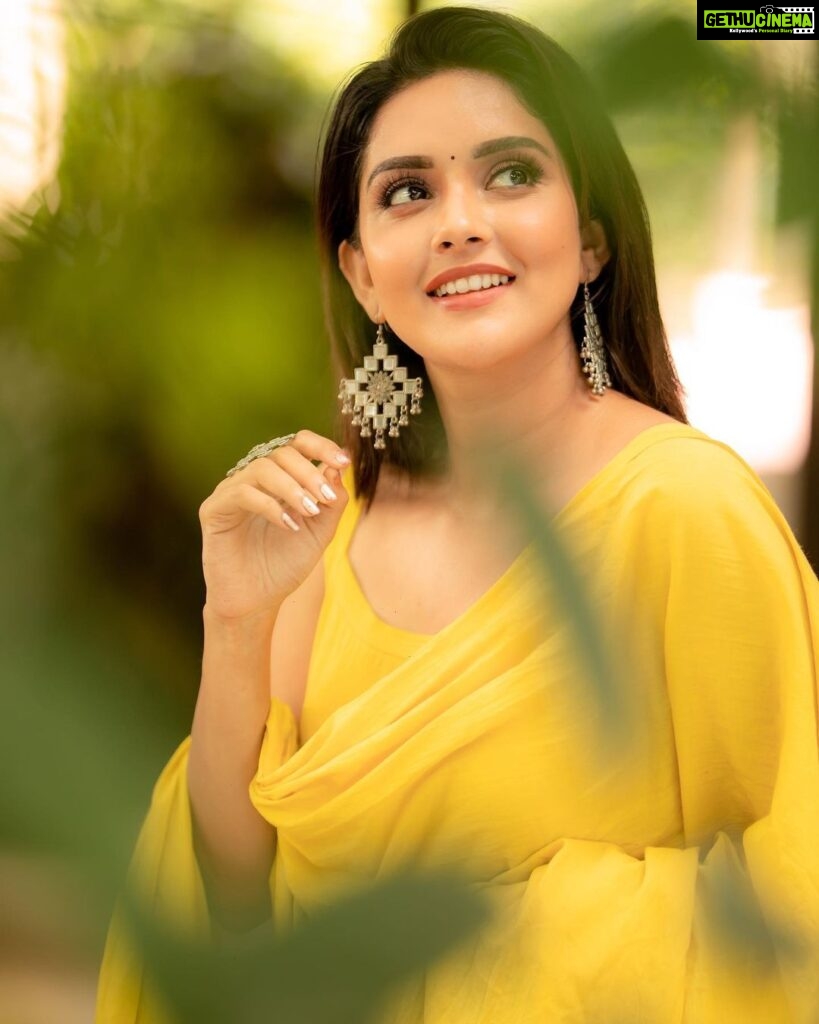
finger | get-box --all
[288,429,351,470]
[323,465,344,488]
[214,433,349,502]
[212,482,302,533]
[269,444,346,507]
[237,457,327,519]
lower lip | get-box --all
[429,281,514,311]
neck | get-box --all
[423,328,605,517]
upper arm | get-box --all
[636,441,818,841]
[269,556,326,724]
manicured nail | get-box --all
[282,512,300,532]
[302,495,320,515]
[335,452,351,464]
[320,483,337,501]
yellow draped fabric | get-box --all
[96,423,819,1023]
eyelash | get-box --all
[376,155,545,209]
[378,175,428,209]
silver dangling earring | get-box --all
[580,281,611,396]
[337,322,424,451]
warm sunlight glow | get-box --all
[671,271,813,473]
[0,0,66,217]
[242,0,401,88]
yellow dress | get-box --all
[96,423,819,1022]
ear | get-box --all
[579,218,610,284]
[338,239,380,321]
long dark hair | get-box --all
[316,6,687,508]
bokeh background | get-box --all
[1,0,816,1020]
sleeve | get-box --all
[655,445,819,1020]
[450,442,819,1023]
[95,699,298,1024]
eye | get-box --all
[378,177,430,208]
[489,158,543,189]
[494,166,529,187]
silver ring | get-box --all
[226,433,297,477]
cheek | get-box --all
[361,229,421,296]
[507,186,581,265]
[515,210,580,264]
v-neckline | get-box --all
[342,422,702,643]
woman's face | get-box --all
[339,69,607,372]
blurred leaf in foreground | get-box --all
[125,869,491,1024]
[478,439,636,756]
[699,847,809,976]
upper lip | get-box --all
[425,264,516,294]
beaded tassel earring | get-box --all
[580,282,611,396]
[338,323,424,450]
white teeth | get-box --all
[433,273,513,297]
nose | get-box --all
[430,182,491,253]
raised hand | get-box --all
[198,430,351,621]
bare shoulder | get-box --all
[541,393,680,512]
[598,392,679,441]
[590,392,682,469]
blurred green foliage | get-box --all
[125,870,490,1023]
[0,0,346,1005]
[2,0,336,718]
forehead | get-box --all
[363,69,556,166]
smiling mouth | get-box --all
[427,273,516,298]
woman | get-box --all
[97,7,819,1022]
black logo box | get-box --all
[697,3,817,39]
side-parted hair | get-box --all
[316,6,687,508]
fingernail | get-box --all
[335,452,351,464]
[282,512,300,532]
[302,495,320,515]
[320,483,337,501]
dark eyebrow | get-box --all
[365,136,552,190]
[472,135,553,160]
[366,155,434,190]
